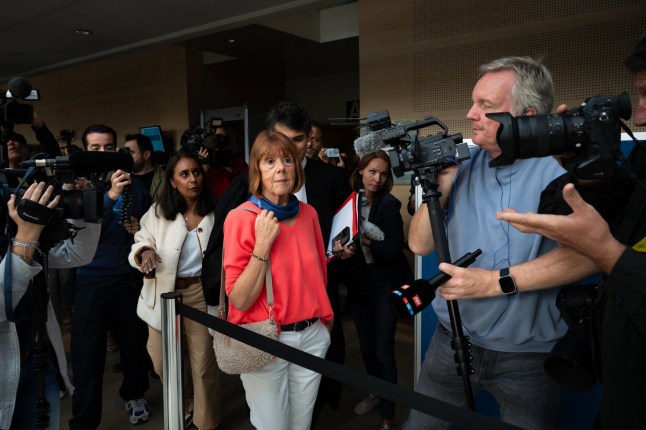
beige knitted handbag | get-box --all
[213,209,279,374]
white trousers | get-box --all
[240,320,331,430]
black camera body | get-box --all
[180,126,232,167]
[1,174,103,246]
[2,102,33,124]
[6,167,104,223]
[487,92,632,179]
[389,128,470,178]
[544,283,600,392]
[364,111,470,177]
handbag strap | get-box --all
[219,207,274,316]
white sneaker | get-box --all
[354,394,380,415]
[126,398,152,424]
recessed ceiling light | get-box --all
[225,38,237,44]
[74,29,93,36]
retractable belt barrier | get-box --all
[167,299,521,430]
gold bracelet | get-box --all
[250,252,269,264]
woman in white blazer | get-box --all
[129,151,220,430]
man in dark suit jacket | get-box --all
[201,101,353,420]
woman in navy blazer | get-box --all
[346,150,413,430]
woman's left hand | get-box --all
[9,182,60,241]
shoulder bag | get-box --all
[213,208,279,374]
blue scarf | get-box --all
[248,195,300,221]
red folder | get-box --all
[326,191,360,262]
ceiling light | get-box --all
[74,29,93,36]
[224,38,237,44]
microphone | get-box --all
[353,124,408,158]
[6,77,33,99]
[388,249,482,318]
[19,151,134,175]
[354,132,386,158]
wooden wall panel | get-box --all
[10,45,190,149]
[360,0,646,137]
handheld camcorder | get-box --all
[354,110,470,177]
[486,92,632,179]
[2,151,134,244]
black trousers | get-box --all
[69,273,149,430]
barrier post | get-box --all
[161,292,184,430]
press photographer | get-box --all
[489,31,646,428]
[0,181,101,430]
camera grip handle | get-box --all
[16,199,61,225]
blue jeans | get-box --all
[351,271,398,420]
[403,323,561,430]
[10,355,60,430]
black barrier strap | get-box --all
[178,303,522,430]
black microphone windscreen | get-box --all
[388,279,437,318]
[7,77,33,99]
[68,151,134,174]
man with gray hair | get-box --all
[404,57,566,429]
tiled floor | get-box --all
[58,312,415,429]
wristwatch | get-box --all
[498,267,518,295]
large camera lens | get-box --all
[487,112,586,167]
[59,189,85,219]
[57,188,102,223]
[514,113,586,159]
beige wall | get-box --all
[359,0,646,135]
[360,0,646,240]
[10,45,192,149]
